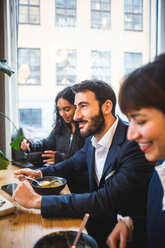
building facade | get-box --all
[17,0,156,138]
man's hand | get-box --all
[42,150,56,165]
[21,139,31,152]
[106,221,129,248]
[12,180,41,209]
[14,168,42,181]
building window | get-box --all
[56,49,76,85]
[19,109,42,127]
[124,52,142,75]
[18,48,40,85]
[91,50,111,83]
[124,0,143,31]
[55,0,76,27]
[18,0,40,24]
[91,0,111,29]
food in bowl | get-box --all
[31,176,67,195]
[33,231,98,248]
[40,179,63,188]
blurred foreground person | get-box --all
[107,54,165,248]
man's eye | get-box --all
[81,104,87,108]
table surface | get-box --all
[0,164,83,248]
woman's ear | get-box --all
[102,100,113,115]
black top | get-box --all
[29,123,85,163]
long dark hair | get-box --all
[53,86,75,134]
[119,53,165,115]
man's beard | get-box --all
[79,109,105,138]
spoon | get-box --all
[71,213,90,248]
[24,176,61,187]
[24,176,42,186]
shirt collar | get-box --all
[92,117,118,148]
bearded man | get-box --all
[13,79,154,248]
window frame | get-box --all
[91,50,111,83]
[55,0,77,27]
[124,0,143,31]
[91,0,111,29]
[18,0,40,25]
[19,108,42,127]
[124,52,142,75]
[56,49,77,86]
[17,47,41,86]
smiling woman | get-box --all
[107,53,165,248]
[21,87,85,165]
[126,108,165,161]
[119,53,165,161]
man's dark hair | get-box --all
[72,79,116,116]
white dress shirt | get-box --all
[91,117,118,186]
[155,160,165,210]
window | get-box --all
[56,49,77,85]
[55,0,76,27]
[91,50,111,83]
[124,52,142,75]
[15,0,156,140]
[18,48,40,85]
[91,0,111,29]
[19,109,41,127]
[124,0,143,31]
[18,0,40,24]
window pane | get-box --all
[91,50,111,83]
[134,5,142,13]
[91,1,100,10]
[55,0,76,27]
[30,0,40,5]
[125,0,133,4]
[124,0,143,31]
[125,4,133,12]
[101,12,110,28]
[18,48,40,85]
[91,0,111,29]
[19,6,28,23]
[18,0,40,24]
[134,15,142,30]
[66,0,76,8]
[56,49,76,85]
[30,7,40,23]
[20,0,28,3]
[19,109,41,127]
[56,0,65,7]
[124,52,142,75]
[101,2,110,11]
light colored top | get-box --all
[91,117,118,186]
[155,160,165,210]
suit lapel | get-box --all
[100,119,127,185]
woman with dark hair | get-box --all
[21,86,85,165]
[106,53,165,248]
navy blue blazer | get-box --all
[132,170,165,248]
[39,119,154,247]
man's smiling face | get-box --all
[74,90,105,138]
